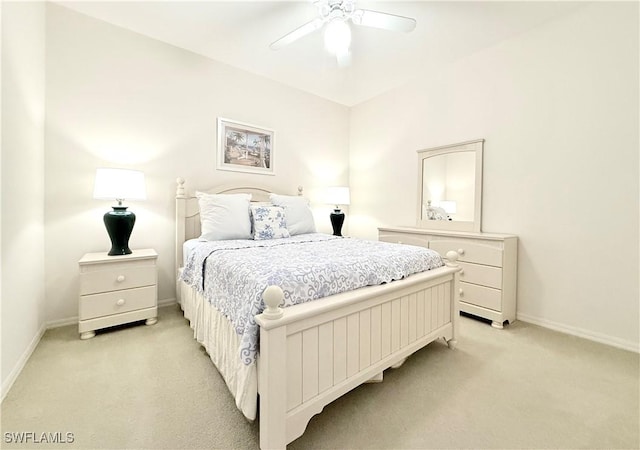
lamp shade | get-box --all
[93,168,146,202]
[326,186,350,206]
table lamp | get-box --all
[93,168,146,255]
[326,186,350,237]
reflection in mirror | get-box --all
[417,139,484,232]
[422,151,476,222]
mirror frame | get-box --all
[417,139,484,232]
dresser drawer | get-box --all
[80,264,156,295]
[378,232,429,248]
[79,285,156,320]
[459,262,502,290]
[429,240,502,267]
[460,282,501,312]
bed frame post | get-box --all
[258,286,287,450]
[176,178,187,300]
[445,250,460,349]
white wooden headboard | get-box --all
[175,177,303,274]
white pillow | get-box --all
[250,205,290,240]
[197,192,252,240]
[269,193,316,235]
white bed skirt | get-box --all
[179,279,258,420]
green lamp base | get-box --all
[104,206,136,256]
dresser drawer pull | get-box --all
[116,275,126,283]
[459,269,465,276]
[116,298,126,306]
[457,248,465,256]
[397,241,403,244]
[459,288,464,297]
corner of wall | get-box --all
[1,0,47,398]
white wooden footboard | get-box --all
[255,260,460,450]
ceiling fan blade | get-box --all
[352,9,416,33]
[270,18,325,50]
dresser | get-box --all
[78,249,158,339]
[379,227,517,328]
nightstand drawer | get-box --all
[459,262,502,290]
[460,282,501,311]
[80,264,156,295]
[80,285,156,320]
[429,240,502,267]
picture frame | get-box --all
[217,117,275,175]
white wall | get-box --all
[44,4,350,323]
[1,1,46,396]
[349,3,639,350]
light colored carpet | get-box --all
[1,305,638,449]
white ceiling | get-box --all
[56,1,584,106]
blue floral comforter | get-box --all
[180,233,443,365]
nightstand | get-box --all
[78,249,158,339]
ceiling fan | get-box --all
[270,0,416,61]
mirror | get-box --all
[417,139,484,232]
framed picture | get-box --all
[217,118,275,175]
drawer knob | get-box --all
[457,248,465,256]
[116,275,126,283]
[116,298,126,306]
[460,269,465,275]
[398,241,403,244]
[459,288,464,297]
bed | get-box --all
[174,178,461,449]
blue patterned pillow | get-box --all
[250,205,290,240]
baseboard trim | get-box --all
[517,312,639,353]
[46,316,77,328]
[158,297,177,307]
[1,323,46,402]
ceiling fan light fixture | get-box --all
[271,0,416,56]
[324,19,351,55]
